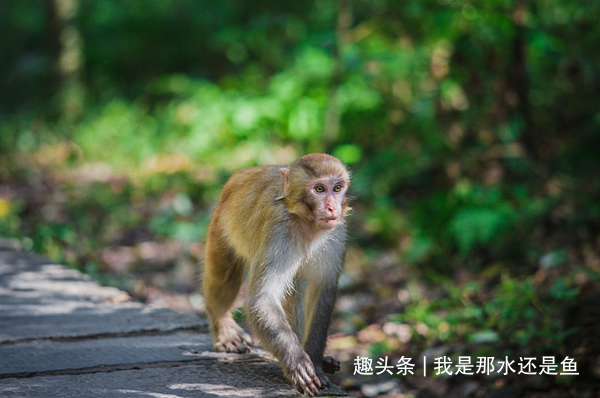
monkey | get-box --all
[202,153,351,396]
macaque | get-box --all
[203,153,351,396]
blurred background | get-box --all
[0,0,599,397]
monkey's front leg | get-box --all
[302,273,342,388]
[247,293,321,396]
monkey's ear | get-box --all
[280,167,290,193]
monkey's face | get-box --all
[305,177,348,229]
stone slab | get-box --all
[0,299,207,343]
[0,361,310,398]
[0,330,215,376]
[0,251,129,303]
[0,250,207,343]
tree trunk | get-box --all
[322,0,352,151]
[46,0,83,123]
[510,0,534,159]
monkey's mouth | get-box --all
[320,217,339,227]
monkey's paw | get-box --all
[315,369,331,388]
[214,320,253,354]
[286,354,322,397]
[321,356,341,374]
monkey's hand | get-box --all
[314,368,331,389]
[321,356,341,374]
[214,318,253,354]
[284,351,321,397]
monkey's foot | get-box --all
[286,353,321,397]
[321,356,341,374]
[315,369,331,388]
[214,319,253,354]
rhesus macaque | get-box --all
[203,153,351,396]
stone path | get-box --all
[0,248,347,397]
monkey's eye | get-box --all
[314,185,325,194]
[333,184,343,193]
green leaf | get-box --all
[468,330,500,344]
[332,144,362,164]
[450,208,510,254]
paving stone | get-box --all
[0,330,216,376]
[0,250,207,343]
[0,251,129,303]
[0,299,207,343]
[0,361,310,398]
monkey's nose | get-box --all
[326,204,335,214]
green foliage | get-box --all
[448,184,516,256]
[450,207,509,254]
[150,193,210,243]
[394,273,580,354]
[332,144,363,165]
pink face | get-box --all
[309,178,348,228]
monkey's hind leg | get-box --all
[322,356,341,374]
[203,243,252,353]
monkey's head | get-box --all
[281,153,351,229]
